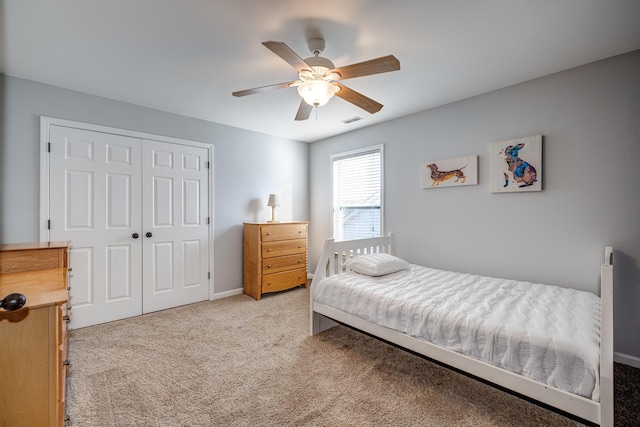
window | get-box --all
[331,145,383,241]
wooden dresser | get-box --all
[243,222,308,300]
[0,242,71,427]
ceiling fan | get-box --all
[232,38,400,121]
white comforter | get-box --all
[312,264,601,400]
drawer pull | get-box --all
[297,260,301,264]
[267,264,272,268]
[68,267,73,272]
[298,245,302,248]
[267,282,272,285]
[0,293,26,312]
[67,304,72,310]
[267,248,272,252]
[63,359,71,366]
[266,232,271,236]
[67,286,71,291]
[63,315,70,323]
[298,230,302,233]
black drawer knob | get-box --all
[132,233,139,239]
[146,232,153,238]
[0,293,26,312]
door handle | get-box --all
[146,232,153,238]
[132,233,139,239]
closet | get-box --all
[42,118,213,328]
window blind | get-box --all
[332,148,382,241]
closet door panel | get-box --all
[49,126,143,329]
[142,140,209,313]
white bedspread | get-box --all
[312,265,601,400]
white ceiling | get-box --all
[2,1,640,143]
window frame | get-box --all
[330,144,384,241]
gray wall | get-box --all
[0,74,309,295]
[309,50,640,360]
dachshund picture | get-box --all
[425,163,467,186]
[421,155,478,189]
[491,135,542,193]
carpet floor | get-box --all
[66,287,639,426]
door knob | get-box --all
[132,233,139,239]
[146,232,153,238]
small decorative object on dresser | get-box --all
[267,194,280,222]
[243,222,308,300]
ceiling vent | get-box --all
[342,116,363,124]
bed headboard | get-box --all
[311,234,394,285]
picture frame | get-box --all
[421,155,478,189]
[490,135,542,193]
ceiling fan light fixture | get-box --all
[297,80,339,107]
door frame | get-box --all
[39,116,215,299]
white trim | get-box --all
[614,352,640,369]
[39,116,215,297]
[211,288,243,300]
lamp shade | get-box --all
[267,194,280,207]
[297,80,339,107]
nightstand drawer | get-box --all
[262,268,307,293]
[262,239,306,258]
[261,224,307,241]
[262,254,306,274]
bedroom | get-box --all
[1,1,639,426]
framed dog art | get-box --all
[490,135,542,193]
[421,155,478,189]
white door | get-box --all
[47,124,211,328]
[49,126,143,328]
[142,140,210,313]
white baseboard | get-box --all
[210,288,243,300]
[614,352,640,369]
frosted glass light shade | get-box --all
[297,80,339,107]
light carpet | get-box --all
[66,287,587,426]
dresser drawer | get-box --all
[261,224,307,242]
[262,239,306,258]
[262,268,307,293]
[0,247,66,273]
[262,254,306,274]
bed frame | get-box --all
[310,234,614,427]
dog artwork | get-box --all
[421,155,478,189]
[425,163,467,186]
[491,135,542,193]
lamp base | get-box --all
[268,205,278,223]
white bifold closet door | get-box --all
[48,125,209,329]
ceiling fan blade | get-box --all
[295,99,313,121]
[332,55,400,80]
[232,81,297,97]
[335,83,383,114]
[262,41,312,72]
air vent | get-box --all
[342,116,363,124]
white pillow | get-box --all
[344,253,410,276]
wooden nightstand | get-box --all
[243,222,308,300]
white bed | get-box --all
[310,235,614,426]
